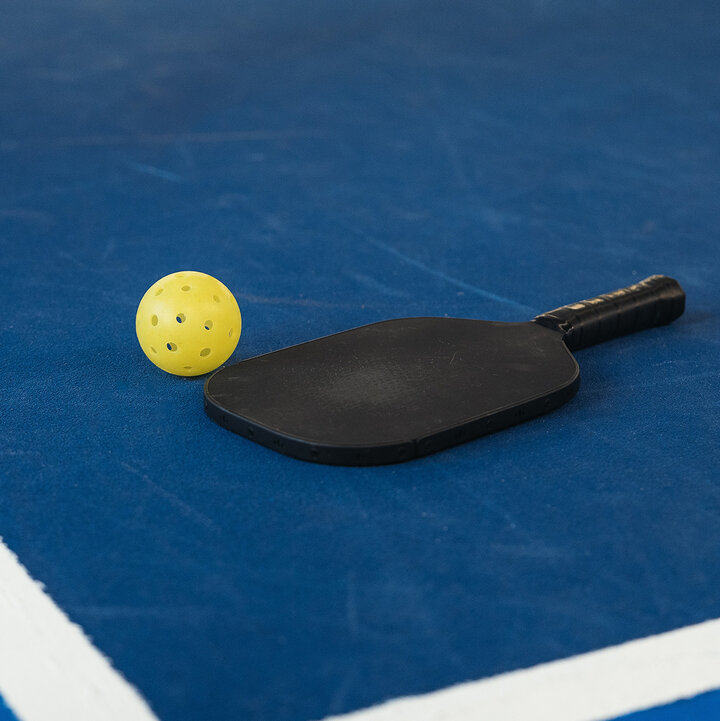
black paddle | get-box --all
[204,275,685,465]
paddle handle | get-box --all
[534,275,685,350]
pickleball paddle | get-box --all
[204,275,685,465]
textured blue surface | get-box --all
[1,2,719,721]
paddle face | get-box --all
[204,317,579,465]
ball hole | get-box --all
[184,365,192,370]
[181,285,191,292]
[154,288,163,296]
[228,328,233,338]
[150,346,157,354]
[204,320,213,330]
[199,348,211,357]
[212,294,220,303]
[176,313,186,323]
[167,342,177,352]
[151,315,158,326]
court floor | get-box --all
[1,1,719,720]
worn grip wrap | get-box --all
[533,275,685,351]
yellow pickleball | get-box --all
[136,271,242,376]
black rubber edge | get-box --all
[203,372,580,466]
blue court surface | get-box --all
[0,700,17,721]
[2,1,720,720]
[619,691,720,721]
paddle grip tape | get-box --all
[534,275,686,351]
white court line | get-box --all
[2,533,720,721]
[0,540,159,721]
[323,618,720,721]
